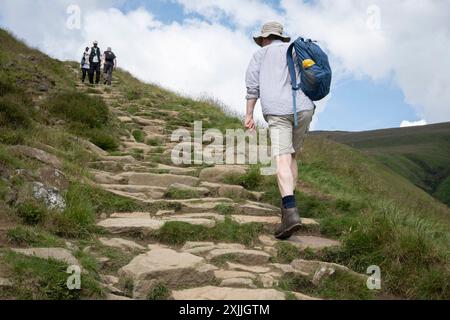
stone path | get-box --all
[10,64,366,300]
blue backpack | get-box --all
[287,37,332,126]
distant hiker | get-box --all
[103,47,117,86]
[80,47,90,83]
[245,22,315,240]
[89,40,101,84]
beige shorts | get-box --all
[266,109,314,158]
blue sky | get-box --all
[1,0,448,132]
[115,0,423,132]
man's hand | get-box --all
[245,115,256,132]
[245,98,257,132]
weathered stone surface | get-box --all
[220,278,256,289]
[206,248,271,265]
[226,262,271,274]
[121,172,199,188]
[118,247,216,287]
[37,167,69,190]
[182,242,246,255]
[0,278,13,287]
[232,215,280,225]
[259,235,277,246]
[78,138,109,157]
[168,183,210,196]
[172,286,285,300]
[157,164,197,175]
[270,264,309,277]
[31,182,66,211]
[259,274,278,288]
[291,259,367,281]
[239,203,280,216]
[292,292,321,300]
[99,237,145,251]
[105,293,132,300]
[11,146,62,169]
[98,218,165,234]
[12,248,79,266]
[214,270,256,280]
[100,155,138,164]
[287,236,340,251]
[101,184,166,199]
[117,116,133,123]
[92,170,126,184]
[218,184,248,198]
[199,166,247,183]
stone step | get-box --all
[259,234,339,251]
[199,165,248,183]
[231,215,319,228]
[118,246,217,299]
[97,213,221,235]
[92,171,200,188]
[100,184,166,199]
[171,286,286,300]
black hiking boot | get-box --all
[274,206,302,240]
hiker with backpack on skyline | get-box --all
[245,22,331,240]
[89,40,102,85]
[80,47,90,83]
[103,47,117,86]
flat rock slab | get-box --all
[207,248,271,265]
[232,215,280,225]
[172,286,285,300]
[220,278,256,289]
[121,172,199,188]
[226,262,272,274]
[12,248,79,266]
[287,236,340,251]
[119,247,216,286]
[214,270,257,280]
[97,216,217,234]
[238,204,280,216]
[99,237,145,251]
[199,166,247,183]
[291,259,366,279]
[181,242,246,255]
[10,145,62,169]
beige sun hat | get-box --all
[253,21,291,47]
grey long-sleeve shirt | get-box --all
[245,40,315,116]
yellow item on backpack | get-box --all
[302,59,316,69]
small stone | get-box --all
[259,274,277,288]
[220,278,256,289]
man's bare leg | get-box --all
[276,154,295,197]
[291,155,298,192]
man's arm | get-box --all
[245,99,257,131]
[245,51,262,132]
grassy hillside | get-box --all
[314,123,450,206]
[0,29,449,300]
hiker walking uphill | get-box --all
[103,47,117,86]
[80,47,90,83]
[245,22,331,240]
[89,40,102,84]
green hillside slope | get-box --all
[314,123,450,206]
[0,29,449,300]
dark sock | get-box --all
[282,195,296,209]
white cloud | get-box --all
[1,0,450,128]
[400,120,427,128]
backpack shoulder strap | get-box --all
[287,41,300,127]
